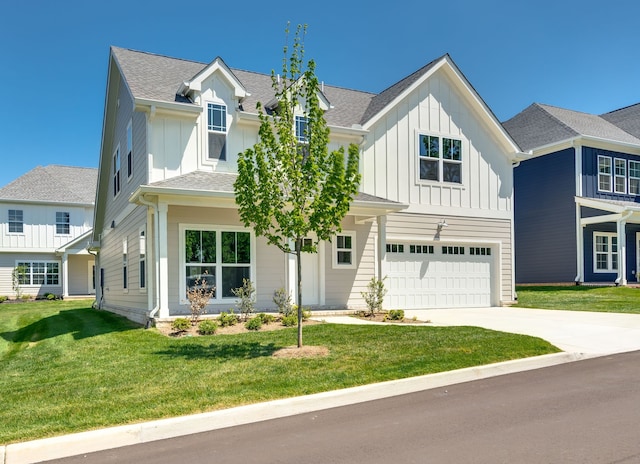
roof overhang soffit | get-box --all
[178,57,249,100]
[130,186,238,209]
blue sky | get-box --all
[1,0,639,188]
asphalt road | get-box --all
[45,351,640,464]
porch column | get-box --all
[617,218,627,286]
[61,253,69,298]
[575,202,584,283]
[157,202,169,317]
[377,215,387,280]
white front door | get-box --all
[301,238,319,305]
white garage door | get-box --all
[386,243,494,309]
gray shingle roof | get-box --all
[504,103,640,152]
[112,46,426,128]
[601,103,640,140]
[0,165,98,204]
[147,170,400,205]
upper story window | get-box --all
[55,212,70,235]
[207,103,227,161]
[614,159,626,194]
[629,161,640,195]
[295,116,308,143]
[8,209,23,233]
[126,120,133,179]
[113,146,121,196]
[597,155,612,192]
[418,134,462,184]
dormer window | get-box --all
[207,103,227,161]
[295,116,308,143]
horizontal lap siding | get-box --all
[0,252,62,298]
[386,213,513,303]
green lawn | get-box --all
[515,285,640,313]
[0,300,558,444]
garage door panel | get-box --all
[386,244,494,309]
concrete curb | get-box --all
[2,351,586,464]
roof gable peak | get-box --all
[178,56,249,100]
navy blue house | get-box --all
[504,103,640,285]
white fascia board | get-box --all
[135,99,202,118]
[580,213,623,226]
[0,199,94,208]
[530,136,640,158]
[130,186,237,208]
[574,196,640,214]
[180,58,249,99]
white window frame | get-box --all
[113,145,121,197]
[15,260,60,286]
[179,224,256,304]
[629,160,640,195]
[8,209,23,234]
[593,232,618,273]
[614,158,626,194]
[295,115,308,143]
[417,132,463,184]
[126,120,133,180]
[122,238,128,292]
[332,231,356,269]
[597,155,612,192]
[206,102,227,162]
[55,211,70,235]
[139,225,146,292]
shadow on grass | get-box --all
[0,308,139,344]
[156,341,279,360]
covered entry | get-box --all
[385,242,495,309]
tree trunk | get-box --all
[295,238,303,348]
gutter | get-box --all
[137,194,161,326]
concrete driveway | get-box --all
[403,307,640,356]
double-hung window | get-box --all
[139,226,146,290]
[594,232,618,272]
[614,159,626,194]
[56,212,70,235]
[183,228,252,300]
[418,134,462,183]
[598,156,612,192]
[207,103,227,161]
[295,116,308,143]
[126,120,133,179]
[630,160,640,195]
[333,232,356,269]
[113,147,121,196]
[8,209,23,233]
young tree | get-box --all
[234,24,360,347]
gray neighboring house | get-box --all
[0,165,98,299]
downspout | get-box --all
[137,193,161,327]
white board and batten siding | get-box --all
[361,67,515,308]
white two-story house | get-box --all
[0,165,97,299]
[93,47,522,324]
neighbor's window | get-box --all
[56,212,70,235]
[113,146,121,196]
[418,134,462,183]
[295,116,308,143]
[333,232,356,269]
[8,209,23,233]
[629,160,640,195]
[184,228,252,300]
[614,158,626,194]
[207,103,227,161]
[594,232,618,272]
[598,155,612,192]
[126,120,133,179]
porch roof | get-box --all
[130,171,406,216]
[576,196,640,225]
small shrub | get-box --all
[245,317,262,331]
[385,309,405,321]
[281,314,298,327]
[43,292,57,300]
[302,309,311,321]
[273,287,294,317]
[232,279,256,321]
[198,319,218,335]
[258,313,276,324]
[171,318,191,333]
[0,296,7,303]
[361,277,387,317]
[185,272,215,325]
[21,294,31,301]
[218,310,240,327]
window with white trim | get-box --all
[126,120,133,179]
[207,103,227,161]
[295,116,308,143]
[16,261,59,286]
[183,227,252,300]
[8,209,23,233]
[598,155,612,192]
[594,232,618,272]
[386,243,404,253]
[139,226,146,290]
[113,146,121,196]
[122,238,128,291]
[629,160,640,195]
[418,134,462,183]
[55,212,70,235]
[333,232,356,269]
[614,158,626,194]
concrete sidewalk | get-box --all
[4,307,639,464]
